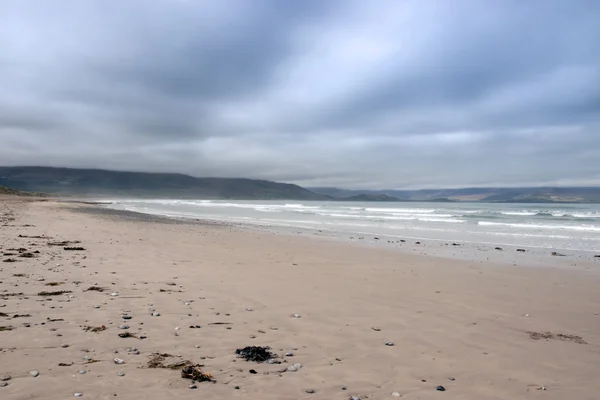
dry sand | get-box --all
[1,197,599,400]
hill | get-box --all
[0,185,47,197]
[0,167,329,200]
[309,187,600,203]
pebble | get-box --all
[349,396,361,400]
[0,382,8,388]
[29,370,40,377]
[118,324,129,330]
[372,327,381,331]
[152,312,160,317]
[189,384,197,389]
[94,305,100,309]
[293,313,301,318]
[122,315,132,320]
[114,358,125,365]
[436,386,446,391]
[287,363,302,372]
[61,344,69,348]
[74,393,83,397]
[305,389,315,394]
[234,386,240,390]
[392,392,401,397]
[341,386,347,390]
[110,292,118,297]
[385,341,394,346]
[0,375,10,381]
[78,370,86,375]
[83,355,92,361]
[118,372,125,377]
[285,352,294,357]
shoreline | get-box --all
[84,201,599,270]
[2,198,600,399]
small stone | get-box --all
[83,355,91,361]
[293,313,301,318]
[385,341,394,346]
[372,327,381,331]
[78,370,86,374]
[0,375,10,381]
[29,370,40,377]
[152,312,160,317]
[0,382,8,388]
[189,384,197,389]
[246,307,253,312]
[448,377,455,381]
[118,372,125,377]
[94,305,100,309]
[287,363,302,372]
[249,369,257,374]
[392,392,401,397]
[114,358,125,364]
[61,344,69,348]
[305,389,315,394]
[166,282,176,286]
[122,315,132,320]
[110,292,118,297]
[349,396,361,400]
[341,386,347,390]
[118,325,129,330]
[285,352,294,357]
[74,393,83,397]
[234,386,240,390]
[436,386,446,391]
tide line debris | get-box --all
[147,354,215,383]
[528,331,586,344]
[235,346,276,362]
[38,290,72,296]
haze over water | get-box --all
[104,200,600,253]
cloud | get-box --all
[1,0,599,189]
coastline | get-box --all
[87,201,600,270]
[1,198,600,399]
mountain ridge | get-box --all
[1,167,599,203]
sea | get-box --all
[101,199,600,253]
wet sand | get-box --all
[1,198,600,399]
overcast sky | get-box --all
[1,0,599,189]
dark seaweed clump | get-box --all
[235,346,276,362]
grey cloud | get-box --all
[0,0,599,189]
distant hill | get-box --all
[309,187,600,203]
[339,193,402,202]
[0,185,47,197]
[0,167,329,200]
[3,167,599,203]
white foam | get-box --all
[478,221,600,232]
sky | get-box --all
[1,0,599,189]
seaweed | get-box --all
[85,286,105,292]
[38,290,72,296]
[528,331,586,344]
[235,346,276,362]
[181,365,214,382]
[83,325,106,332]
[48,241,81,246]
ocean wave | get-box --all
[478,221,600,232]
[365,207,435,213]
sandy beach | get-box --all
[1,197,600,400]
